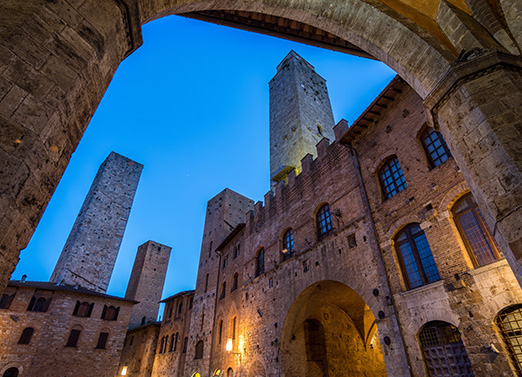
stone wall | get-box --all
[126,241,171,329]
[0,281,134,377]
[269,50,335,183]
[151,291,194,377]
[50,152,143,293]
[183,189,254,376]
[350,80,522,376]
[119,323,161,377]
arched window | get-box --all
[2,368,18,377]
[378,156,407,200]
[227,368,234,377]
[178,301,183,314]
[233,244,240,259]
[231,273,238,292]
[96,331,109,349]
[183,337,188,353]
[27,295,51,312]
[0,292,15,309]
[141,316,146,325]
[316,204,333,240]
[220,282,226,300]
[73,301,93,317]
[101,305,120,320]
[18,327,34,345]
[255,248,265,277]
[496,305,522,374]
[66,325,82,347]
[282,229,294,260]
[420,127,452,168]
[418,321,474,376]
[452,193,500,267]
[395,224,440,289]
[194,340,204,359]
[204,273,209,293]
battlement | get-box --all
[246,136,354,231]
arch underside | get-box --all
[281,280,386,377]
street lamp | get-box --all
[121,366,128,376]
[225,338,241,363]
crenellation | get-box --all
[300,153,313,174]
[315,137,330,158]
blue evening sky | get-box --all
[12,15,395,299]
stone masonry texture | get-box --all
[125,241,171,329]
[269,50,335,183]
[118,53,522,377]
[0,281,135,377]
[1,2,522,376]
[1,0,521,304]
[50,152,143,293]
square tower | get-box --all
[50,152,143,292]
[269,51,335,184]
[125,241,171,329]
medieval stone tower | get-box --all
[269,50,335,185]
[125,240,171,328]
[50,152,143,293]
[187,188,254,371]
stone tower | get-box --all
[269,50,335,184]
[50,152,143,292]
[186,188,254,372]
[125,241,171,329]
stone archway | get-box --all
[0,0,521,293]
[281,280,386,377]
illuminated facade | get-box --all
[119,52,522,377]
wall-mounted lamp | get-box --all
[226,338,242,363]
[121,366,128,376]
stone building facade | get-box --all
[0,153,173,377]
[120,52,522,377]
[0,281,135,377]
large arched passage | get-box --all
[281,280,386,377]
[0,0,521,295]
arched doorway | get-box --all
[2,368,19,377]
[281,280,386,377]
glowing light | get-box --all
[226,338,233,352]
[15,139,21,144]
[121,366,128,375]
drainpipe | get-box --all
[348,143,414,377]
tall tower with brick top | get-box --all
[125,241,171,329]
[269,50,335,185]
[50,152,143,293]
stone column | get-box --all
[425,50,522,284]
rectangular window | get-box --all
[347,233,357,249]
[96,332,109,349]
[66,329,81,347]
